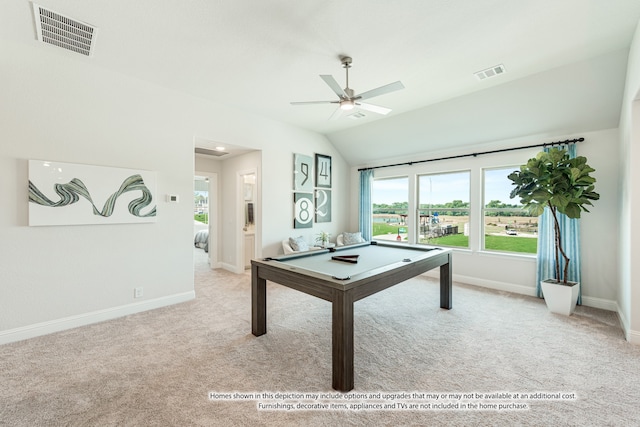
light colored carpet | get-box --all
[1,248,639,426]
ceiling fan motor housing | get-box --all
[343,88,355,99]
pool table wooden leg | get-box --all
[251,265,267,336]
[332,289,354,392]
[440,254,452,309]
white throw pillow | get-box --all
[342,231,364,245]
[289,236,309,252]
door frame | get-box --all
[236,168,259,273]
[194,171,219,268]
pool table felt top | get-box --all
[257,242,449,282]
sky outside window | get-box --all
[372,169,519,206]
[419,172,470,206]
[372,177,408,204]
[484,168,523,207]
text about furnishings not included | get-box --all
[208,391,577,412]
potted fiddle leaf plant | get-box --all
[508,147,600,315]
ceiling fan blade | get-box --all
[290,101,336,105]
[356,81,405,101]
[320,75,347,98]
[357,102,391,115]
[329,106,344,121]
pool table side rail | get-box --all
[251,247,451,302]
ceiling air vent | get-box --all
[474,64,506,81]
[347,112,367,120]
[195,147,229,157]
[32,3,97,56]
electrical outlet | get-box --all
[134,287,143,298]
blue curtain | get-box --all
[359,169,374,241]
[536,144,582,304]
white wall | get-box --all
[617,18,640,343]
[219,151,261,271]
[350,128,620,308]
[255,136,350,257]
[0,41,195,342]
[0,38,346,343]
[195,155,223,176]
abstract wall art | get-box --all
[28,160,157,226]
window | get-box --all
[418,172,469,248]
[371,177,409,243]
[483,167,537,254]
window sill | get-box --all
[477,250,536,261]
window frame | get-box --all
[482,166,537,255]
[371,175,410,244]
[416,170,471,249]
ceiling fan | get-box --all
[291,56,404,120]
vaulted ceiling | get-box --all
[2,1,640,165]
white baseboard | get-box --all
[615,307,640,345]
[220,262,234,273]
[628,329,640,345]
[581,295,618,311]
[422,271,537,297]
[422,271,617,311]
[454,273,539,297]
[0,291,195,346]
[221,262,244,274]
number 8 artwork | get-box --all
[294,192,313,228]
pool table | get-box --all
[251,240,452,392]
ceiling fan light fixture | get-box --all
[340,100,355,110]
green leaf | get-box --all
[562,203,581,219]
[551,193,569,209]
[526,203,546,217]
[531,189,550,203]
[570,168,581,181]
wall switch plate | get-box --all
[134,287,143,298]
[166,194,179,203]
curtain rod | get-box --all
[357,137,585,172]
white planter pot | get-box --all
[540,279,580,316]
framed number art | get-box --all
[293,192,313,228]
[293,153,313,191]
[315,189,331,223]
[315,154,332,188]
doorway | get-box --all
[238,170,257,271]
[194,173,218,268]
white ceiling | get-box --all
[3,0,640,165]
